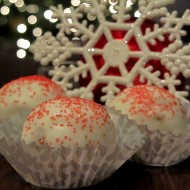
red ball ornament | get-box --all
[79,19,184,104]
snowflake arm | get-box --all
[29,32,85,66]
[162,73,188,99]
[51,4,96,41]
[49,61,89,90]
[161,9,190,41]
[160,42,190,77]
[138,0,175,14]
[112,1,132,23]
[138,66,161,85]
[101,82,120,104]
[30,0,190,104]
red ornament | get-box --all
[79,19,184,104]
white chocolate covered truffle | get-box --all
[21,97,115,147]
[109,85,188,135]
[0,75,65,119]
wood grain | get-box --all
[1,156,190,190]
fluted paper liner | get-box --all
[109,98,190,167]
[0,110,144,189]
[132,128,190,166]
[107,107,146,150]
[0,111,29,140]
[131,99,190,166]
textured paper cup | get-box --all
[107,99,190,167]
[0,111,29,157]
[0,110,144,189]
[107,107,146,150]
[132,128,190,166]
[132,99,190,166]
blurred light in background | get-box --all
[15,0,24,8]
[0,6,10,15]
[33,27,42,37]
[26,4,39,14]
[28,15,37,25]
[18,4,26,12]
[17,38,30,49]
[71,0,81,7]
[44,9,57,23]
[17,23,27,33]
[16,49,26,58]
[9,0,17,3]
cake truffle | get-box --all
[22,96,115,147]
[0,75,65,119]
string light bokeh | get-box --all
[0,0,139,59]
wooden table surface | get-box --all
[1,42,190,190]
[1,156,190,190]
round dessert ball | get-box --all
[108,85,190,166]
[109,85,188,135]
[0,75,65,119]
[21,97,115,147]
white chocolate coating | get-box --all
[109,85,188,135]
[21,97,115,147]
[0,75,65,119]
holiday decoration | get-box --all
[30,0,190,105]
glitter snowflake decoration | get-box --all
[30,0,190,104]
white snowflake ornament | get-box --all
[30,0,190,105]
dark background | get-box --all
[1,1,190,189]
[0,0,190,88]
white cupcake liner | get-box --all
[0,111,29,140]
[106,107,146,151]
[0,111,29,159]
[0,111,142,189]
[106,98,190,167]
[132,128,190,166]
[132,99,190,166]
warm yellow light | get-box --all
[17,49,26,59]
[27,4,39,13]
[0,6,10,15]
[64,8,71,14]
[33,27,42,37]
[44,10,52,19]
[15,0,24,8]
[17,38,30,49]
[44,10,57,23]
[18,5,27,12]
[9,0,17,3]
[17,23,27,33]
[28,15,37,24]
[71,0,81,6]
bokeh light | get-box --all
[17,38,30,49]
[71,0,81,7]
[15,0,24,8]
[16,49,26,59]
[0,6,10,15]
[28,15,37,25]
[44,10,57,23]
[17,23,27,33]
[33,27,42,37]
[9,0,17,3]
[26,4,39,14]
